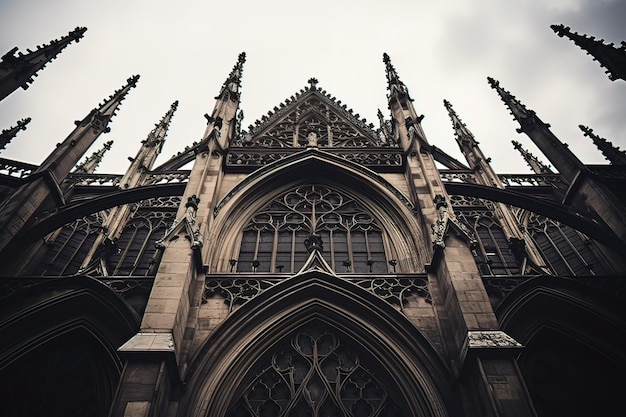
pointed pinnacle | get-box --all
[98,75,140,118]
[215,52,246,101]
[511,140,553,173]
[68,26,88,41]
[0,27,88,100]
[74,139,114,173]
[145,100,178,147]
[383,52,412,102]
[551,24,626,82]
[579,125,626,165]
[443,99,476,146]
[487,77,535,130]
[0,117,31,151]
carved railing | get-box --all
[498,173,564,187]
[439,170,477,183]
[147,170,191,184]
[203,274,430,314]
[68,173,122,186]
[0,157,37,178]
[225,147,404,172]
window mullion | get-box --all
[271,224,278,273]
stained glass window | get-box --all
[236,185,388,273]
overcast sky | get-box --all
[1,0,625,175]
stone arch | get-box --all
[180,270,457,417]
[496,277,626,416]
[0,276,140,417]
[207,150,429,272]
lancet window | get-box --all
[107,210,175,276]
[235,185,388,274]
[526,213,605,276]
[225,325,408,417]
[36,213,103,276]
[456,210,520,275]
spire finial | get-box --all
[92,75,140,126]
[74,140,114,173]
[579,125,626,165]
[144,100,179,150]
[487,77,536,133]
[0,117,31,152]
[383,52,411,101]
[551,24,626,82]
[308,77,319,89]
[216,52,246,101]
[511,140,553,174]
[443,99,477,147]
[0,27,87,101]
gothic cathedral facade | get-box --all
[1,25,625,417]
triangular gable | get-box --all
[295,246,338,276]
[233,79,394,149]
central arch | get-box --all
[207,150,429,273]
[180,271,456,417]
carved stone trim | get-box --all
[461,330,523,364]
[203,275,430,314]
[466,330,523,349]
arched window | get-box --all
[36,213,103,276]
[107,211,174,276]
[225,324,409,417]
[526,213,604,276]
[455,210,520,275]
[236,185,388,274]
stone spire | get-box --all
[204,52,246,150]
[0,27,87,101]
[444,99,502,184]
[0,118,30,152]
[73,140,113,173]
[78,101,178,275]
[123,100,178,187]
[215,52,246,101]
[0,75,139,257]
[579,125,626,165]
[383,53,425,152]
[383,52,412,103]
[511,140,553,174]
[444,99,478,148]
[37,75,139,173]
[443,100,549,271]
[487,77,582,183]
[551,24,626,82]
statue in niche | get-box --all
[306,131,319,147]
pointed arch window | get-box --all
[235,185,388,274]
[526,214,605,276]
[225,325,409,416]
[36,214,103,276]
[107,210,175,276]
[456,210,520,275]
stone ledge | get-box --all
[119,332,176,353]
[460,330,523,365]
[118,332,182,384]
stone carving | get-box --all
[225,325,405,416]
[354,277,431,310]
[203,278,274,312]
[466,330,523,348]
